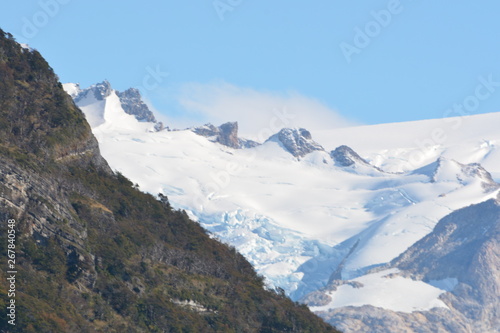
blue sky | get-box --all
[2,1,500,134]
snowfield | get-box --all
[65,82,500,314]
[310,269,450,313]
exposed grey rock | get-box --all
[315,198,500,333]
[116,87,157,123]
[318,305,471,333]
[74,80,113,103]
[330,145,384,173]
[268,128,324,158]
[459,162,499,191]
[218,122,240,149]
[331,145,368,167]
[0,158,102,289]
[193,123,219,138]
[192,122,260,149]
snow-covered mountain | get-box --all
[64,82,500,332]
[63,81,164,131]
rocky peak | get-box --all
[218,122,239,149]
[69,81,165,131]
[116,88,158,123]
[330,145,369,167]
[74,80,113,103]
[192,122,260,149]
[268,128,324,158]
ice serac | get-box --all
[268,128,324,158]
[318,198,500,333]
[193,122,260,149]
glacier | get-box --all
[64,82,500,317]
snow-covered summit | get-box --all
[63,81,164,132]
[413,157,499,191]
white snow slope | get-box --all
[65,83,500,315]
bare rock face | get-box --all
[330,145,370,167]
[193,122,260,149]
[318,305,470,333]
[192,123,219,137]
[218,122,240,149]
[268,128,324,158]
[116,87,157,123]
[317,199,500,333]
[74,80,113,103]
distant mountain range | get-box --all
[64,80,500,332]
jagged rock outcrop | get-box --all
[218,122,240,148]
[268,128,324,158]
[193,122,260,149]
[116,88,156,123]
[73,80,113,103]
[317,198,500,333]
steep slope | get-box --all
[316,197,500,332]
[0,30,338,333]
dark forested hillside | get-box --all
[0,29,340,332]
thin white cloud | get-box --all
[174,81,358,141]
